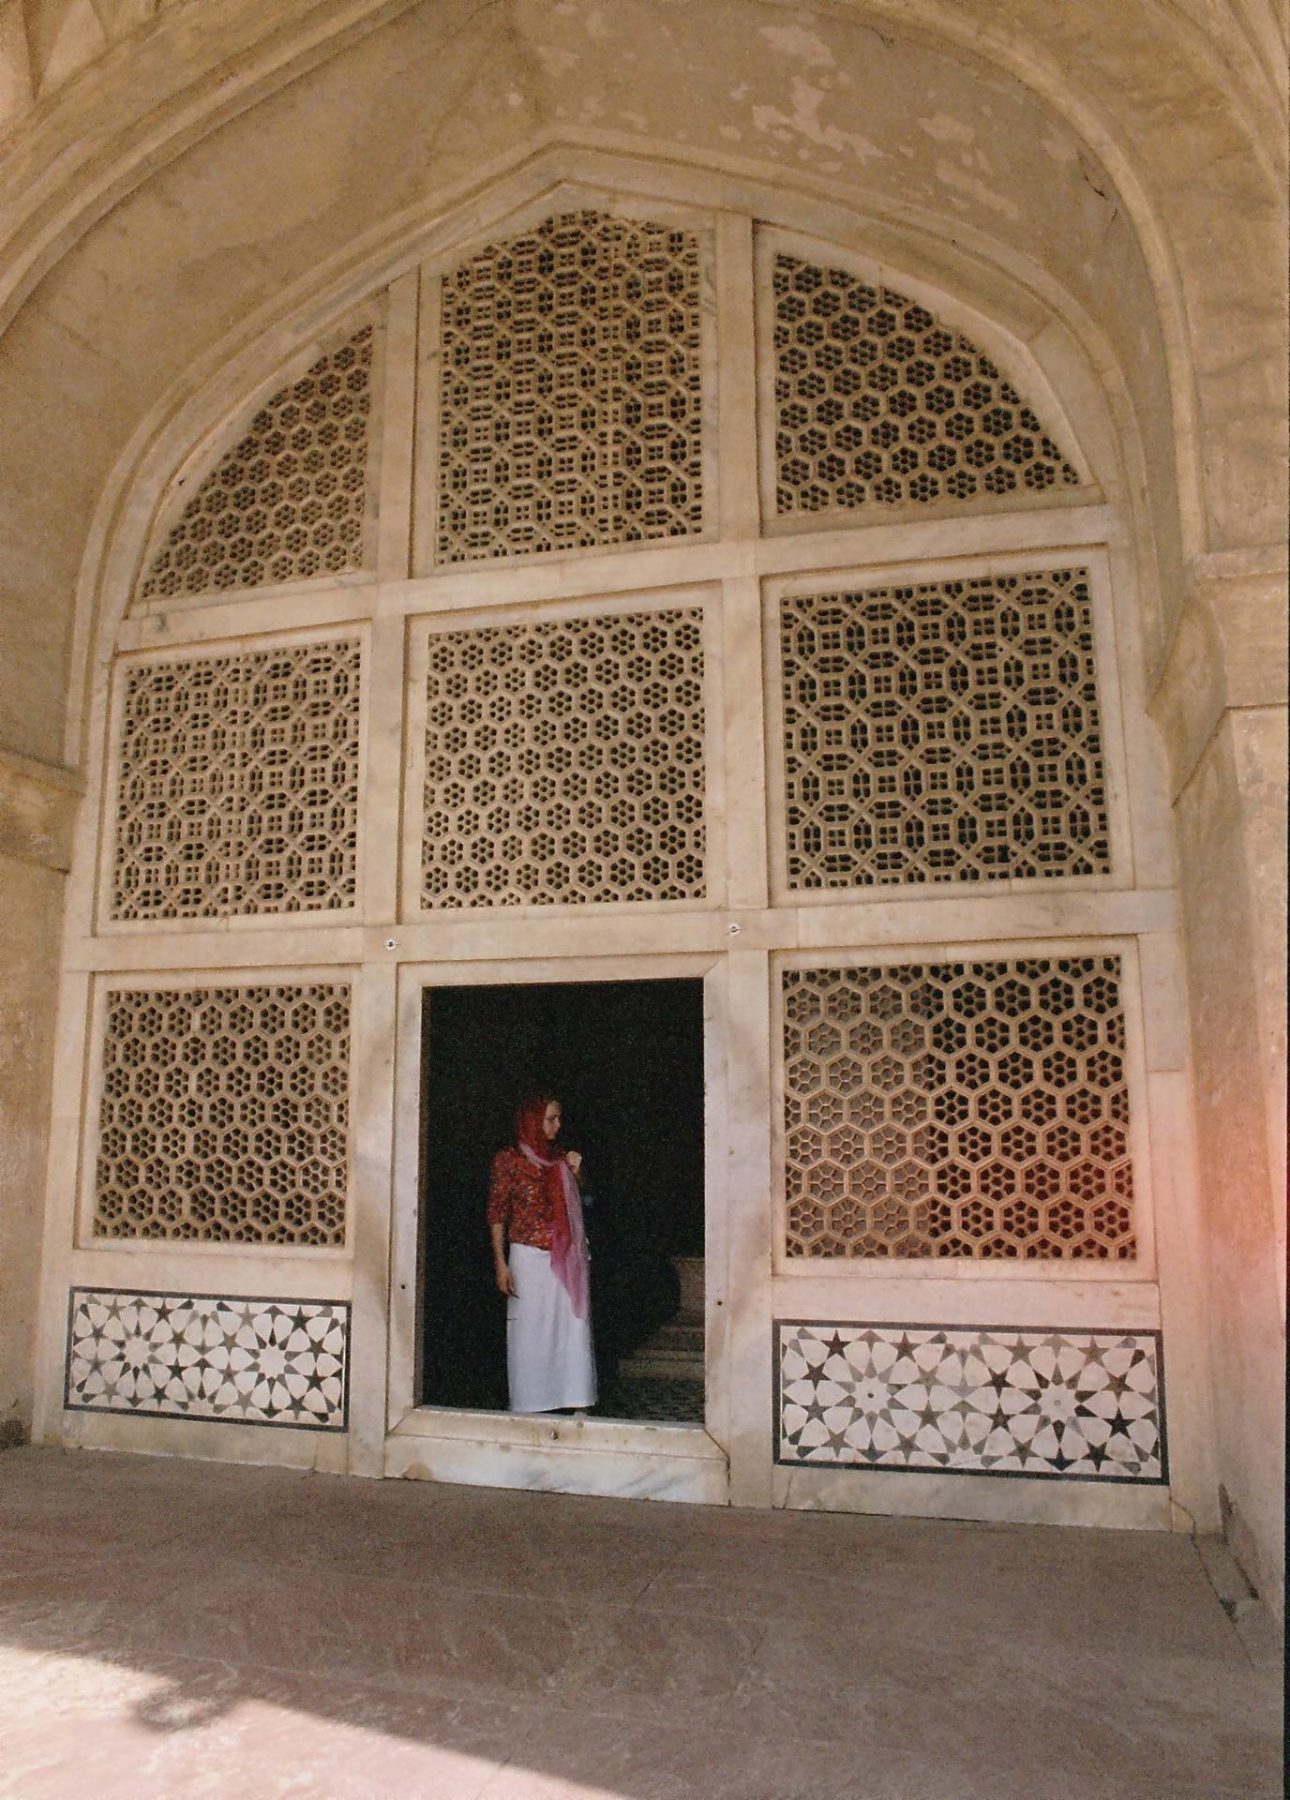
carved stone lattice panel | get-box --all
[421,610,706,907]
[110,638,361,921]
[65,1290,349,1430]
[435,211,705,562]
[92,984,350,1245]
[780,569,1110,889]
[776,1323,1165,1481]
[772,253,1080,515]
[782,958,1135,1259]
[138,325,375,601]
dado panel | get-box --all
[65,1289,350,1430]
[775,1321,1165,1482]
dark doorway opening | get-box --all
[419,978,705,1423]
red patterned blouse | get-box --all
[487,1147,555,1251]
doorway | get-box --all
[419,978,706,1425]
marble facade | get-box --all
[33,180,1194,1544]
[0,0,1282,1614]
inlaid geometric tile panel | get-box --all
[777,1322,1165,1482]
[111,638,361,921]
[421,610,705,907]
[138,323,375,601]
[93,983,350,1244]
[435,211,705,562]
[783,958,1135,1259]
[772,253,1080,515]
[780,569,1110,888]
[65,1290,349,1430]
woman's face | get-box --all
[542,1101,562,1141]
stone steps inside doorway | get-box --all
[618,1257,705,1382]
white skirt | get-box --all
[506,1242,597,1414]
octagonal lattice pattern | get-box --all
[110,638,362,921]
[92,984,350,1245]
[780,569,1110,888]
[782,958,1135,1259]
[772,254,1080,515]
[138,325,375,601]
[435,211,705,562]
[421,610,706,908]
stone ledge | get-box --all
[1149,557,1289,798]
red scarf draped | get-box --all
[515,1096,590,1319]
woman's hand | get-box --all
[495,1260,517,1297]
[564,1150,583,1179]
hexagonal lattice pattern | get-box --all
[436,212,704,562]
[422,610,706,907]
[139,326,375,601]
[782,958,1135,1259]
[110,639,361,921]
[93,984,350,1245]
[780,569,1110,888]
[772,254,1080,515]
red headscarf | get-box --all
[515,1094,589,1318]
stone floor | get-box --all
[0,1449,1281,1800]
[594,1375,705,1425]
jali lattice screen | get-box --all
[435,211,705,562]
[110,638,361,921]
[782,957,1135,1259]
[139,324,375,601]
[780,568,1110,888]
[422,610,705,908]
[93,983,350,1244]
[772,254,1079,515]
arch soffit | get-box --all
[75,150,1147,767]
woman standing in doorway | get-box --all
[487,1094,596,1414]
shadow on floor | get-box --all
[0,1448,1281,1800]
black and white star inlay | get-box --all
[778,1322,1163,1482]
[65,1289,348,1431]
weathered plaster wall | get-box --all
[0,753,79,1440]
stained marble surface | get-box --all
[0,1448,1280,1800]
